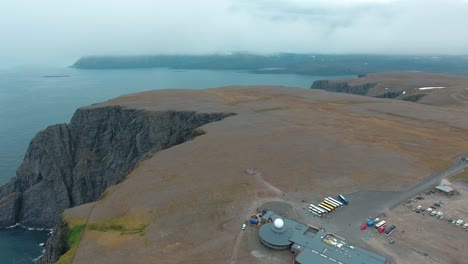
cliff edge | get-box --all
[0,106,233,228]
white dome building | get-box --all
[259,217,293,249]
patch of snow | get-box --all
[418,87,446,90]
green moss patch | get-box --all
[56,224,86,264]
[89,218,148,236]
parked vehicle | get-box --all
[385,225,396,236]
[430,210,437,216]
[242,223,246,230]
[320,202,334,211]
[361,224,367,230]
[456,219,464,226]
[426,208,433,213]
[308,207,323,217]
[367,220,375,227]
[463,223,468,229]
[378,226,385,233]
[327,197,344,207]
[309,204,327,215]
[318,203,332,213]
[375,220,386,229]
[322,201,338,210]
[250,218,259,224]
[338,194,349,205]
[324,198,341,209]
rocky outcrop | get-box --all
[375,91,403,99]
[36,220,70,264]
[0,106,234,228]
[310,80,377,96]
[402,94,426,102]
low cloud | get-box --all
[1,0,467,66]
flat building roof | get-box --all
[435,185,454,193]
[259,211,387,264]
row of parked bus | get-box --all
[307,196,347,217]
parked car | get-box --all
[242,223,246,230]
[361,224,367,230]
[378,226,385,233]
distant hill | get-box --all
[310,72,468,109]
[72,53,468,75]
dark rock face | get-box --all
[0,106,234,228]
[375,91,403,99]
[402,94,427,102]
[310,80,377,96]
[36,220,70,264]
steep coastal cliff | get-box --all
[36,220,70,264]
[0,106,234,228]
[310,79,377,95]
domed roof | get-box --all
[274,218,284,229]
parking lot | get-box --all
[369,179,468,264]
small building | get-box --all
[435,185,454,195]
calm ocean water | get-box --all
[0,66,352,263]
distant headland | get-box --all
[71,53,468,76]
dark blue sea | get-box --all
[0,66,352,263]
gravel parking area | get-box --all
[368,180,468,264]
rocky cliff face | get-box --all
[36,220,70,264]
[310,80,377,96]
[0,106,234,228]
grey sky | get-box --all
[1,0,468,66]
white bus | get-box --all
[375,220,386,229]
[324,198,341,209]
[323,199,339,209]
[327,197,343,207]
[309,204,327,214]
[308,207,323,216]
